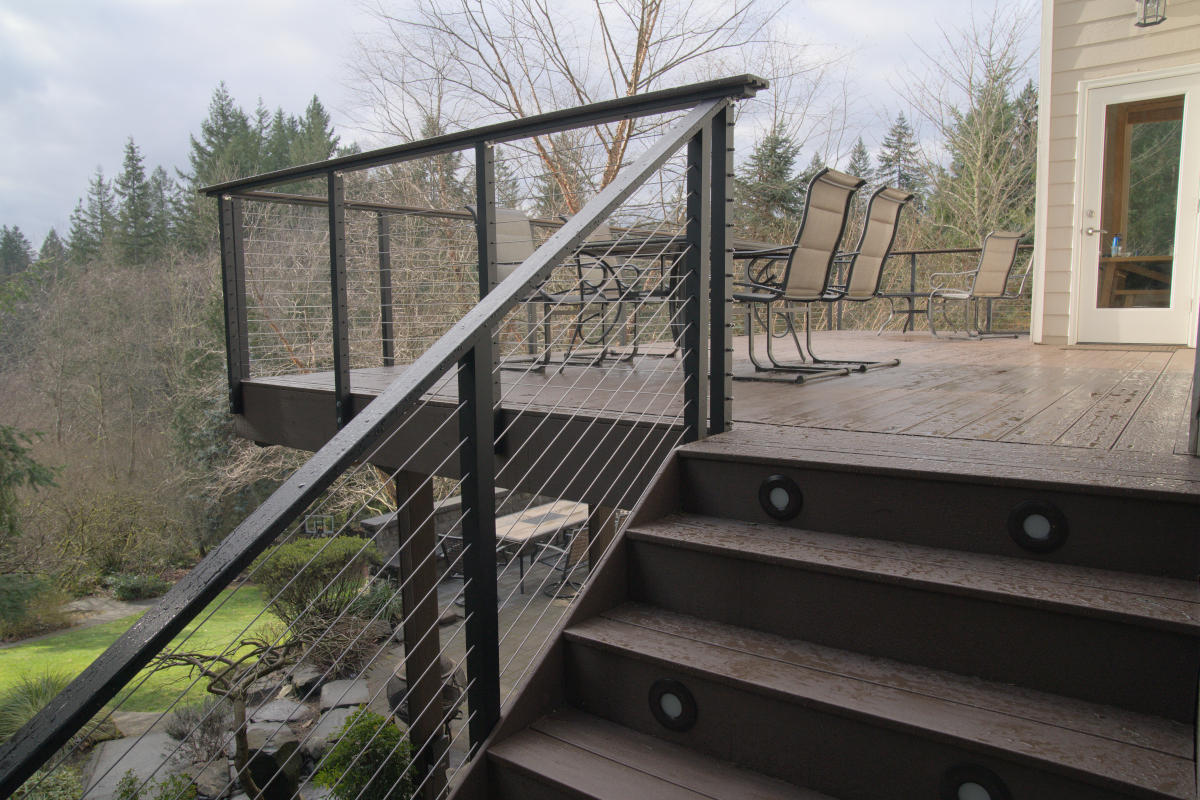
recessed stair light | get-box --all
[648,678,697,731]
[940,764,1011,800]
[758,474,803,520]
[1007,500,1069,553]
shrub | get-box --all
[349,579,404,624]
[164,696,233,764]
[106,572,171,601]
[115,770,197,800]
[251,536,381,624]
[0,574,70,640]
[314,708,412,800]
[11,767,82,800]
[0,671,118,747]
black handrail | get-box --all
[201,75,766,196]
[0,83,751,796]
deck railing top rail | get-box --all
[201,74,766,196]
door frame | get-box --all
[1070,66,1200,346]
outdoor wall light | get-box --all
[1135,0,1167,26]
[758,474,803,520]
[649,678,698,731]
[1007,500,1069,554]
[939,764,1011,800]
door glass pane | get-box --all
[1097,95,1183,308]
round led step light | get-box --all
[648,678,697,731]
[940,764,1011,800]
[1007,500,1069,553]
[758,474,803,521]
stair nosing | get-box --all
[626,514,1200,634]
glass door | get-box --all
[1077,78,1199,344]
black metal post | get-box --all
[907,252,918,332]
[219,197,250,414]
[329,172,352,427]
[456,143,502,751]
[708,105,733,435]
[378,212,395,367]
[683,126,711,442]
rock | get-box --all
[439,609,461,626]
[83,733,182,800]
[320,678,368,710]
[244,676,285,705]
[241,738,302,800]
[362,618,392,643]
[249,699,314,725]
[184,760,233,799]
[289,665,324,697]
[243,723,300,752]
[300,707,356,759]
[297,782,333,799]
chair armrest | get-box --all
[733,244,795,259]
[928,268,978,292]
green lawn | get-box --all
[0,586,273,712]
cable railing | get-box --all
[0,75,762,800]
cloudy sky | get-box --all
[0,0,1037,246]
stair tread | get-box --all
[682,422,1200,500]
[490,707,833,800]
[565,605,1195,797]
[627,513,1200,631]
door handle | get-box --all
[1085,227,1108,236]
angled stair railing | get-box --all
[0,75,761,799]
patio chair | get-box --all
[928,231,1026,338]
[733,167,866,380]
[469,206,628,368]
[814,185,914,369]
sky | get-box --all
[0,0,1038,247]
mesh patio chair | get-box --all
[928,231,1027,338]
[815,185,915,369]
[733,167,866,381]
[470,206,628,368]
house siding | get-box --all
[1036,0,1200,343]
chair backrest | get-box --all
[971,231,1023,298]
[783,168,866,300]
[843,186,914,301]
[492,207,537,282]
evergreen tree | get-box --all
[847,137,873,185]
[290,96,339,166]
[799,152,826,189]
[875,113,925,198]
[185,83,258,186]
[0,226,34,276]
[68,200,96,264]
[733,124,804,241]
[264,108,298,173]
[38,229,66,265]
[114,138,156,264]
[147,166,176,252]
[69,168,117,263]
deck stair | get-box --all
[453,427,1200,800]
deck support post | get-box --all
[378,212,395,367]
[683,123,711,442]
[586,505,618,571]
[328,172,352,427]
[219,196,250,414]
[458,142,502,751]
[391,471,448,800]
[708,104,733,435]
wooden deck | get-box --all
[235,329,1200,506]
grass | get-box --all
[0,586,273,713]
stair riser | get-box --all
[489,761,594,800]
[565,642,1156,800]
[680,457,1199,579]
[629,540,1198,721]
